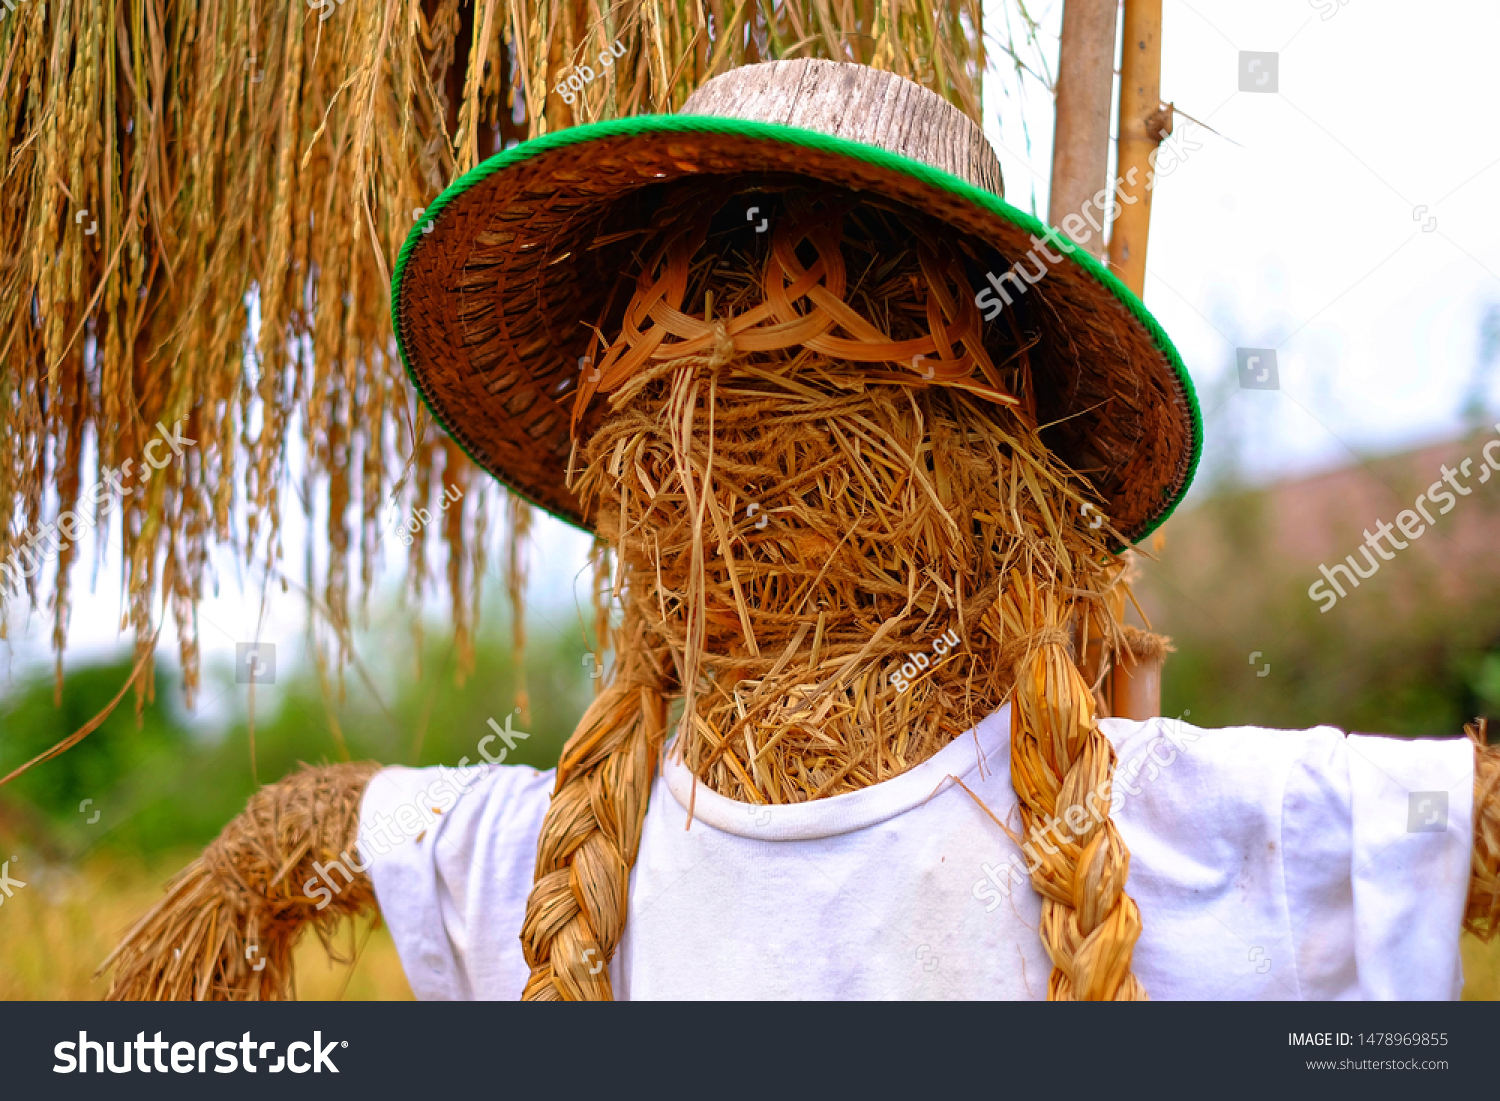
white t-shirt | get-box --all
[357,705,1475,1000]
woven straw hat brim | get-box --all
[391,114,1201,546]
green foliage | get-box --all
[0,610,595,858]
[0,663,199,852]
[1147,441,1500,739]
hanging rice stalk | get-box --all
[0,0,988,721]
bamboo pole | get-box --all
[1078,556,1167,722]
[1048,0,1118,257]
[1111,651,1162,720]
[1106,0,1167,296]
[1105,0,1168,717]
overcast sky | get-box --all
[3,0,1496,702]
[983,0,1500,488]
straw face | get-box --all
[562,180,1132,803]
[391,62,1200,547]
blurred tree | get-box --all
[1461,303,1500,426]
[1143,427,1500,740]
[0,610,591,858]
[0,661,193,854]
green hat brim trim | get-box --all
[390,114,1201,548]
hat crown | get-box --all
[680,59,1004,199]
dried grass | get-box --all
[517,175,1147,1000]
[0,0,987,722]
[98,761,379,1000]
[569,179,1129,803]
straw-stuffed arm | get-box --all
[1466,720,1500,942]
[98,761,382,1000]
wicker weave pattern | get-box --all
[393,68,1195,544]
[569,185,1023,423]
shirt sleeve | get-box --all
[1341,732,1473,999]
[1099,716,1473,1000]
[358,762,556,1000]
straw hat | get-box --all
[391,58,1200,543]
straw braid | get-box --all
[519,618,668,1000]
[1002,574,1147,1001]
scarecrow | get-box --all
[104,59,1500,1001]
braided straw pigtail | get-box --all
[519,612,669,1001]
[1000,570,1148,1001]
